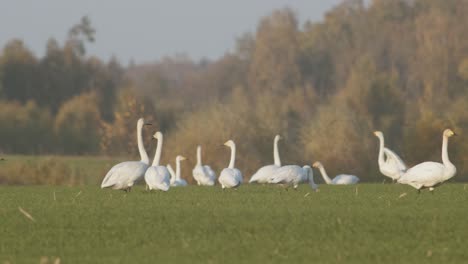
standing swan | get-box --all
[269,165,318,190]
[249,135,282,184]
[398,129,457,193]
[374,131,407,181]
[313,162,360,185]
[101,118,151,191]
[144,132,171,191]
[171,155,188,187]
[218,140,243,189]
[192,145,216,186]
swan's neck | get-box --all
[176,159,181,180]
[318,166,332,184]
[152,135,163,166]
[167,165,175,180]
[137,124,149,164]
[228,145,236,169]
[305,167,318,189]
[377,135,385,165]
[273,137,281,166]
[441,135,453,168]
[197,146,202,166]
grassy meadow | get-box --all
[1,184,468,263]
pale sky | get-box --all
[0,0,342,63]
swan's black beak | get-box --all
[453,132,458,136]
[145,123,152,126]
[151,137,155,140]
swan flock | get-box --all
[101,118,458,193]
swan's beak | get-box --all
[145,123,152,126]
[453,132,458,136]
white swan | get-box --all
[144,131,171,191]
[171,155,188,187]
[192,145,216,186]
[269,165,318,190]
[398,129,457,192]
[374,131,407,181]
[249,135,282,184]
[101,118,151,191]
[218,140,243,189]
[313,161,360,185]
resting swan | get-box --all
[249,135,282,184]
[169,155,188,187]
[398,129,457,192]
[218,140,243,189]
[269,165,318,190]
[192,145,216,186]
[374,131,407,181]
[144,131,171,191]
[101,118,151,191]
[313,162,360,185]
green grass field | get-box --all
[1,184,468,263]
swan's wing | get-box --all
[269,166,301,185]
[101,161,146,188]
[249,165,279,183]
[203,165,217,179]
[145,166,171,190]
[383,148,407,171]
[192,165,206,182]
[333,174,359,185]
[399,162,445,187]
[219,168,241,188]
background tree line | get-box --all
[0,0,467,182]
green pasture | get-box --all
[1,184,468,263]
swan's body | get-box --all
[269,165,318,190]
[192,146,216,186]
[374,131,407,181]
[218,140,243,189]
[249,135,282,184]
[101,118,151,191]
[145,132,171,191]
[170,156,188,187]
[313,162,360,185]
[398,129,457,192]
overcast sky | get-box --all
[0,0,342,63]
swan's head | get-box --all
[137,118,152,128]
[373,131,383,138]
[312,161,323,169]
[275,135,282,141]
[176,155,187,162]
[223,140,235,148]
[152,131,163,140]
[443,129,456,138]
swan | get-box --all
[398,129,457,193]
[218,140,243,189]
[374,131,407,181]
[144,131,171,191]
[269,165,318,190]
[249,135,282,184]
[171,155,188,187]
[101,118,151,191]
[192,145,216,186]
[313,161,360,185]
